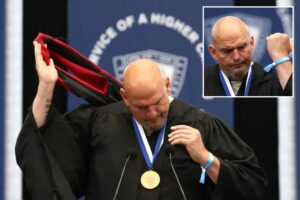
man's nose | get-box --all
[146,106,158,118]
[232,49,241,62]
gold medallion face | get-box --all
[140,170,160,189]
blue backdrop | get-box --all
[68,0,234,126]
[0,0,4,198]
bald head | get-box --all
[122,59,165,96]
[211,16,249,44]
[120,59,171,131]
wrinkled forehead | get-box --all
[215,34,249,49]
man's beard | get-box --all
[228,61,251,81]
[141,114,167,132]
[228,68,248,81]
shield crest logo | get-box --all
[112,49,188,97]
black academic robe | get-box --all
[16,99,267,200]
[204,62,292,96]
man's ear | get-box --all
[208,44,218,61]
[165,77,171,95]
[249,35,254,49]
[120,88,129,106]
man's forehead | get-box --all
[217,38,248,49]
[132,91,165,107]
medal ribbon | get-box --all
[132,117,166,169]
[219,62,253,96]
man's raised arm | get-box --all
[266,33,292,90]
[32,41,58,127]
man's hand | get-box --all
[266,33,292,61]
[168,124,220,184]
[33,41,58,85]
[168,125,208,164]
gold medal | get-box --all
[140,170,160,189]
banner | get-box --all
[68,0,234,126]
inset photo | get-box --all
[203,6,293,97]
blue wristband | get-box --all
[264,56,291,72]
[199,152,214,184]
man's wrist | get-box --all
[264,56,291,72]
[199,152,214,184]
[201,152,214,169]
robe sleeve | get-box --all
[282,75,292,95]
[271,69,292,96]
[201,118,268,200]
[15,104,95,200]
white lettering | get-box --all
[195,42,203,60]
[181,25,192,37]
[151,13,165,25]
[116,15,135,31]
[173,20,185,32]
[116,19,127,31]
[99,34,110,47]
[138,13,148,24]
[90,13,203,64]
[106,26,117,39]
[165,16,175,28]
[126,15,135,27]
[187,31,199,44]
[89,54,100,64]
[89,26,117,64]
[150,12,198,44]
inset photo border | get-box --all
[202,6,294,98]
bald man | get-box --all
[205,16,292,96]
[16,42,267,200]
